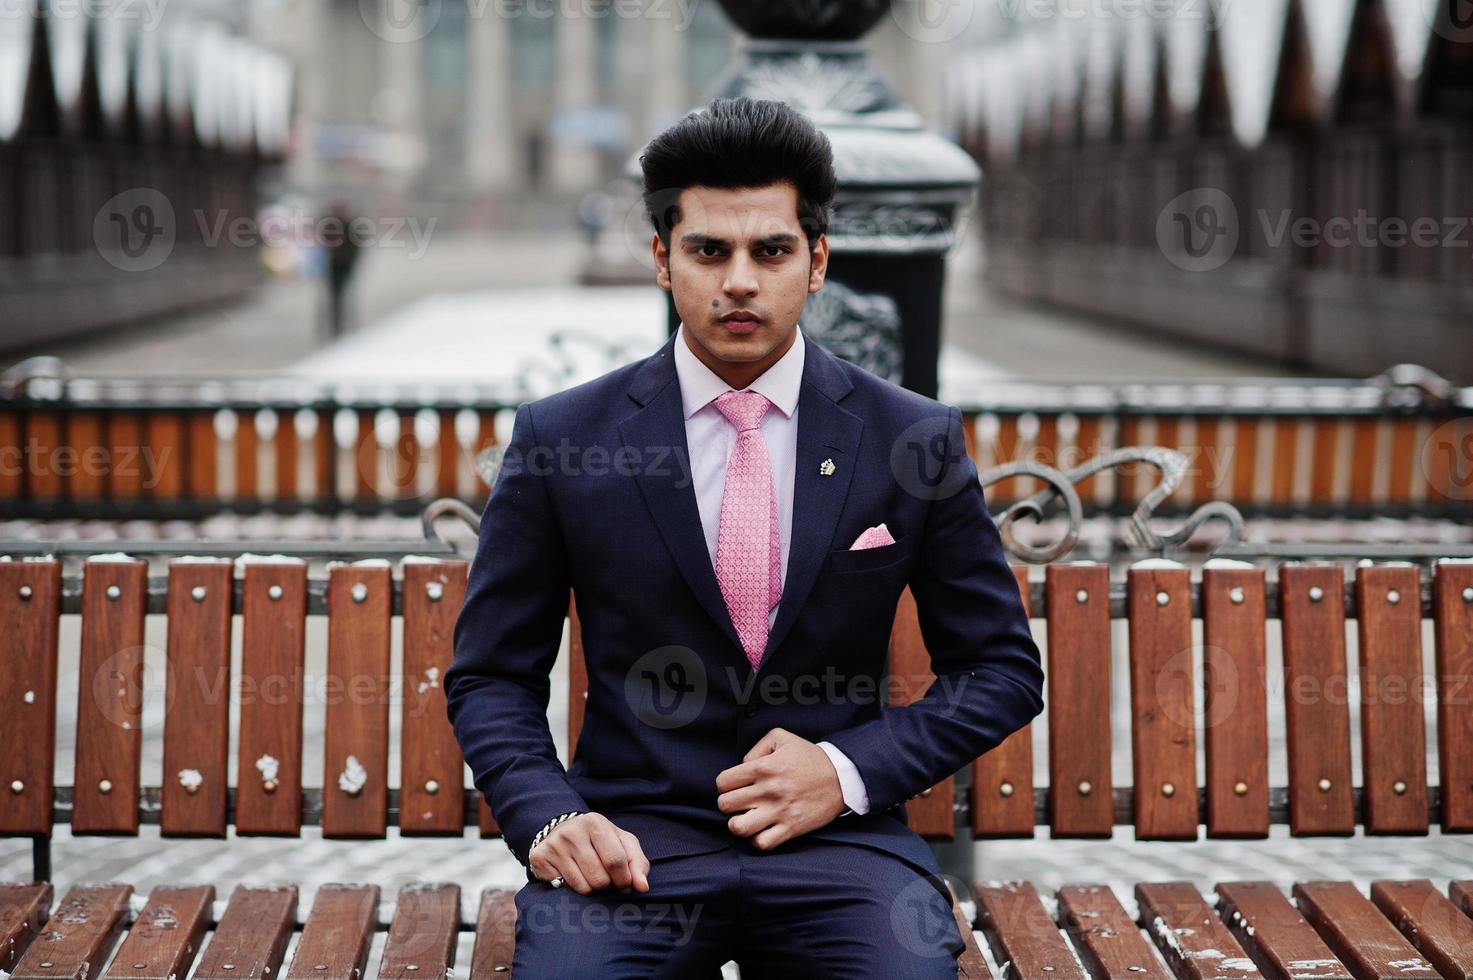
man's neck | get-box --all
[682,327,797,391]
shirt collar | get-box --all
[673,322,806,421]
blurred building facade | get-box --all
[0,0,293,351]
[260,0,959,223]
[946,0,1472,379]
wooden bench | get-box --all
[3,362,1467,523]
[3,552,1473,976]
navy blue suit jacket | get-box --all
[444,330,1045,882]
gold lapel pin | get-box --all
[819,458,836,477]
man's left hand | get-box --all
[715,727,847,850]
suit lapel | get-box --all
[617,332,863,673]
[758,340,861,674]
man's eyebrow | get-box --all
[678,232,802,248]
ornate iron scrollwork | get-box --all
[981,447,1247,563]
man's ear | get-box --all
[807,232,829,294]
[652,233,672,291]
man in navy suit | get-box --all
[444,96,1044,977]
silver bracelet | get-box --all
[528,810,586,864]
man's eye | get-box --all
[696,245,722,257]
[759,246,788,258]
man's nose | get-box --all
[722,252,759,298]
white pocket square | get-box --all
[849,523,896,550]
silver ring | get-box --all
[549,875,564,888]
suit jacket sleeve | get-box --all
[444,401,590,867]
[822,404,1045,813]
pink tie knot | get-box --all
[713,389,771,432]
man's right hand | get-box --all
[528,812,651,895]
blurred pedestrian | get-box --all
[322,199,362,339]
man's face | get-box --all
[652,182,828,367]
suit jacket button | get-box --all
[743,704,758,718]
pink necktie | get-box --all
[712,389,782,671]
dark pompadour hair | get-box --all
[639,96,838,250]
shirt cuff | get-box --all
[817,740,870,816]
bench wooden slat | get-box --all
[1450,881,1473,919]
[285,885,379,980]
[1354,566,1429,834]
[275,410,299,501]
[435,410,458,498]
[73,556,148,835]
[400,559,468,836]
[1135,881,1263,979]
[1310,418,1338,505]
[1348,419,1378,506]
[236,559,308,836]
[107,413,142,500]
[1231,416,1259,504]
[1279,565,1355,836]
[469,888,517,980]
[971,565,1037,838]
[1270,418,1297,505]
[377,884,459,980]
[1292,881,1439,978]
[943,882,990,979]
[161,559,234,838]
[323,563,392,839]
[145,413,184,501]
[973,881,1088,979]
[391,412,420,500]
[187,410,219,500]
[100,885,213,980]
[0,883,55,973]
[1046,562,1114,837]
[1202,567,1270,838]
[1214,881,1351,979]
[235,410,259,502]
[68,412,106,501]
[0,560,61,836]
[1369,879,1473,979]
[1057,883,1172,979]
[192,885,297,980]
[0,410,21,499]
[890,586,955,837]
[313,408,336,504]
[26,412,62,499]
[1127,565,1198,840]
[10,883,132,980]
[568,592,587,765]
[355,410,377,500]
[1434,562,1473,832]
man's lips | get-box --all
[719,312,761,334]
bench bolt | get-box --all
[1075,589,1088,604]
[1317,777,1331,792]
[268,585,283,601]
[10,780,21,793]
[1393,780,1407,795]
[1155,591,1169,606]
[99,778,113,794]
[192,586,207,602]
[1308,586,1324,602]
[1077,780,1092,796]
[1386,589,1400,605]
[425,779,439,794]
[106,585,121,601]
[352,583,369,604]
[1228,587,1244,604]
[427,582,444,602]
[1234,781,1248,796]
[18,585,32,601]
[998,781,1013,798]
